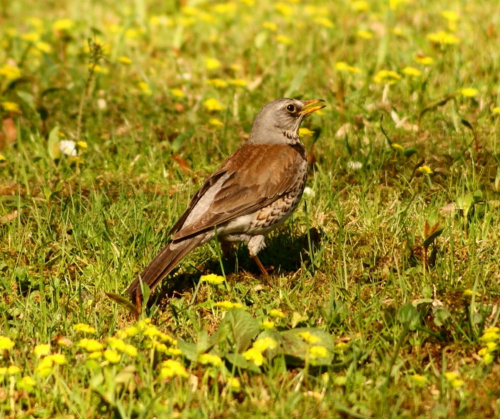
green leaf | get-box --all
[47,126,60,160]
[215,309,260,353]
[432,305,451,327]
[396,304,419,325]
[423,228,444,249]
[225,352,248,369]
[177,340,197,362]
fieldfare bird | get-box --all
[126,98,325,301]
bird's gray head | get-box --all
[248,98,326,145]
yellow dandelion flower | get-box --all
[0,336,15,350]
[228,377,241,391]
[16,376,36,392]
[125,28,142,39]
[417,165,433,175]
[88,351,102,359]
[230,64,242,72]
[107,337,126,352]
[1,102,20,112]
[276,35,292,45]
[7,365,21,375]
[118,56,132,64]
[198,353,223,367]
[123,344,138,357]
[34,344,51,357]
[228,79,248,87]
[261,321,275,329]
[444,371,459,381]
[214,301,243,309]
[21,32,40,42]
[263,21,277,31]
[77,338,104,352]
[313,17,334,28]
[269,309,285,318]
[275,3,293,16]
[0,64,21,81]
[299,331,321,344]
[53,19,75,31]
[35,358,53,377]
[0,154,6,162]
[415,55,434,66]
[209,118,224,126]
[206,78,228,88]
[334,62,362,74]
[459,88,478,97]
[36,41,52,53]
[299,128,315,137]
[402,67,422,77]
[0,367,6,375]
[492,107,500,115]
[73,323,96,334]
[170,88,185,98]
[373,70,401,84]
[93,64,109,74]
[484,327,499,334]
[351,1,370,12]
[441,10,459,22]
[46,354,66,365]
[243,347,265,366]
[481,352,494,364]
[392,27,404,36]
[205,58,221,71]
[104,349,121,364]
[149,15,172,27]
[486,341,498,351]
[253,337,277,352]
[427,31,460,45]
[480,331,499,342]
[200,273,225,284]
[336,342,349,351]
[203,98,223,112]
[160,359,188,378]
[463,289,481,297]
[136,318,151,330]
[451,378,465,388]
[411,374,428,385]
[357,29,373,39]
[308,345,328,359]
[392,143,404,151]
[138,82,152,95]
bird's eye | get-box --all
[286,104,295,112]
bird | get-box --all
[126,98,325,304]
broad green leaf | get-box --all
[215,309,260,353]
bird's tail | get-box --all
[126,236,204,296]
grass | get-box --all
[1,0,500,417]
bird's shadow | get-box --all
[148,227,324,308]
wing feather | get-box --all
[171,143,305,241]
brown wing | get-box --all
[170,143,306,241]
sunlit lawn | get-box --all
[1,0,500,417]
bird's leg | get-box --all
[251,254,270,277]
[134,291,142,317]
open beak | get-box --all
[299,99,326,115]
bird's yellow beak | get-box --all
[299,99,326,115]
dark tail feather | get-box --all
[126,236,204,296]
